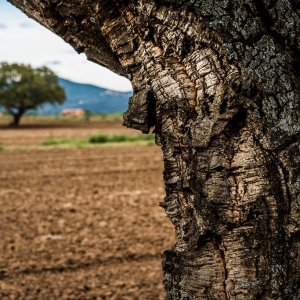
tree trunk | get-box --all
[10,112,22,126]
[8,0,300,298]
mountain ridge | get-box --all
[42,78,132,114]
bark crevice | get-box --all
[8,0,300,298]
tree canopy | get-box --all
[0,63,66,125]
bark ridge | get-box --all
[8,0,300,298]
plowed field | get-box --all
[0,121,136,147]
[0,123,175,299]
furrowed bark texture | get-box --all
[9,0,300,298]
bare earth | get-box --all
[0,121,138,147]
[0,122,175,300]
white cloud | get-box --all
[47,60,61,65]
[19,22,35,28]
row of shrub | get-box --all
[88,133,154,144]
[41,133,155,147]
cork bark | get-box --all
[9,0,300,299]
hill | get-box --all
[42,78,132,115]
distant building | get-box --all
[60,109,85,117]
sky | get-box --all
[0,1,132,92]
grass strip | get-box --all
[41,133,155,148]
[88,133,154,144]
[41,138,89,148]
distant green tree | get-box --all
[0,63,66,126]
[84,109,93,122]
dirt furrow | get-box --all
[0,145,174,300]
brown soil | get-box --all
[0,125,175,299]
[0,121,137,147]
